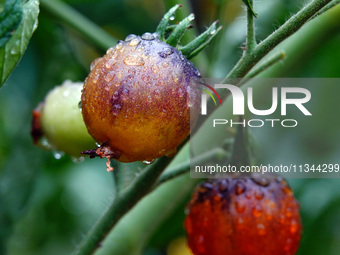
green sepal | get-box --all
[155,4,181,41]
[166,13,195,47]
[180,21,222,59]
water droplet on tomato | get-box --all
[123,55,145,66]
[106,47,115,54]
[235,181,246,195]
[129,38,141,46]
[252,205,263,217]
[105,71,115,82]
[254,189,264,200]
[105,59,116,69]
[90,58,101,70]
[151,65,160,73]
[125,34,137,41]
[141,32,155,40]
[116,42,123,50]
[235,201,246,214]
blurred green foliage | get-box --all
[1,0,340,254]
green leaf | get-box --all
[0,0,23,48]
[0,0,39,88]
[242,0,257,17]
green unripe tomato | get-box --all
[37,80,96,157]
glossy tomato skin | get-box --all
[185,176,302,255]
[81,34,201,163]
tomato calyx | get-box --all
[81,142,121,171]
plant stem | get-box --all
[224,0,333,81]
[312,0,340,19]
[246,0,256,53]
[72,157,172,255]
[40,0,117,51]
[157,147,229,186]
[243,51,285,80]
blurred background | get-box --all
[1,0,340,254]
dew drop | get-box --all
[117,72,123,79]
[116,42,123,50]
[251,176,270,186]
[111,51,118,59]
[187,100,193,108]
[92,74,99,84]
[158,47,174,58]
[123,55,145,66]
[158,149,166,155]
[141,32,155,40]
[105,71,115,82]
[284,238,293,251]
[105,59,116,69]
[235,201,246,214]
[254,189,264,200]
[252,205,263,217]
[218,180,228,192]
[257,223,266,235]
[90,58,101,70]
[72,156,85,163]
[237,218,244,225]
[282,186,293,195]
[121,88,129,101]
[286,207,293,218]
[78,101,82,110]
[110,89,119,98]
[151,65,160,73]
[169,16,175,21]
[10,48,17,55]
[125,34,137,41]
[235,181,246,195]
[106,47,115,54]
[210,29,216,35]
[196,235,206,253]
[129,38,141,46]
[128,68,136,75]
[53,151,64,160]
[172,75,179,84]
[143,159,155,165]
[266,214,273,221]
[112,104,122,116]
[290,219,299,234]
[154,89,161,95]
[158,78,164,86]
[141,74,150,82]
[178,88,184,97]
[40,137,52,150]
